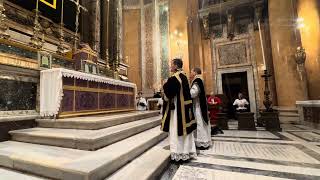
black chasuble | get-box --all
[161,70,196,136]
[192,76,209,124]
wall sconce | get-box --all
[295,46,306,65]
[296,17,305,29]
[172,28,184,58]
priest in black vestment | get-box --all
[190,68,212,149]
[161,58,197,162]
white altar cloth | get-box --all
[40,68,136,117]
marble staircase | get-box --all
[0,111,170,180]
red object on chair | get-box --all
[207,96,222,126]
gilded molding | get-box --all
[0,53,38,70]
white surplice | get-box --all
[136,97,147,111]
[169,96,197,161]
[190,84,212,148]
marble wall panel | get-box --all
[298,0,320,99]
[217,42,247,66]
[123,0,140,7]
[123,9,142,90]
[0,80,37,111]
[144,5,154,90]
[159,3,169,80]
[144,0,153,5]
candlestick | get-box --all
[0,0,10,39]
[57,0,65,54]
[30,0,44,49]
[258,20,266,70]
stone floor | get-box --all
[160,122,320,180]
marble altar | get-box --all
[40,68,136,118]
[296,100,320,129]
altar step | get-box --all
[107,139,170,180]
[37,111,159,130]
[0,167,48,180]
[275,106,299,124]
[10,116,161,150]
[0,127,168,180]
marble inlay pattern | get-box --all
[0,43,37,60]
[217,42,247,66]
[0,79,37,111]
[289,132,320,142]
[144,0,153,5]
[161,120,320,180]
[215,130,280,139]
[159,4,169,79]
[173,166,292,180]
[144,5,154,90]
[203,141,320,164]
[123,0,140,6]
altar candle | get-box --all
[258,20,266,70]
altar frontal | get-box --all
[40,68,136,118]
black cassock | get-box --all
[161,71,196,136]
[191,77,209,124]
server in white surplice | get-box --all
[161,58,197,162]
[190,67,212,149]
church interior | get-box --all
[0,0,320,179]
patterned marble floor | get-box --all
[160,123,320,180]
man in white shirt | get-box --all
[233,93,249,112]
[136,92,147,111]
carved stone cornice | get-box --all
[199,0,265,18]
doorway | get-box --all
[222,72,249,118]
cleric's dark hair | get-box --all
[193,67,202,75]
[172,58,183,69]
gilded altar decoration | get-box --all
[0,0,10,39]
[73,43,98,74]
[30,0,44,49]
[40,0,57,9]
[38,51,52,69]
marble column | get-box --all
[268,0,308,107]
[297,0,320,99]
[100,0,110,63]
[117,0,123,64]
[81,0,101,54]
[187,0,203,71]
[108,0,118,68]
